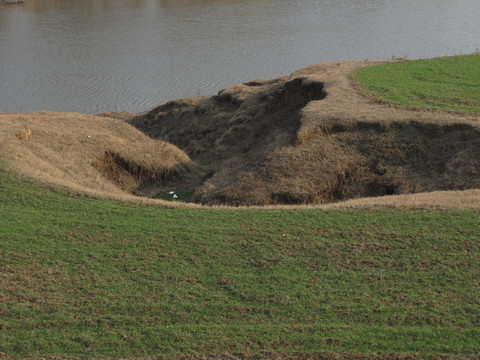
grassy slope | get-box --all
[1,166,479,358]
[353,54,480,114]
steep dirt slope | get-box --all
[130,60,480,206]
[130,76,328,204]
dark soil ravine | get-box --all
[127,63,480,206]
[129,77,329,204]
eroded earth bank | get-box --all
[1,60,480,208]
[128,61,480,206]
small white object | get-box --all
[168,191,175,194]
[173,194,178,199]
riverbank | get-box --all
[1,55,480,208]
[1,55,480,359]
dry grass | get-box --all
[0,111,200,205]
[2,58,480,209]
[14,125,33,144]
[131,59,480,208]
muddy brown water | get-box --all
[1,0,480,114]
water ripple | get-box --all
[1,0,480,113]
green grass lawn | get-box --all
[353,54,480,114]
[1,166,479,358]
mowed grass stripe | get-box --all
[353,54,480,114]
[1,167,479,358]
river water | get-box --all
[1,0,479,113]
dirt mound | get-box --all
[130,60,480,206]
[0,111,202,201]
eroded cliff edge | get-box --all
[129,60,480,206]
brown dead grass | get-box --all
[0,111,202,205]
[14,125,33,144]
[130,59,480,208]
[2,59,480,209]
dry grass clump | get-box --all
[0,111,199,202]
[14,125,33,144]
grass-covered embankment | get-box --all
[353,54,480,114]
[1,166,479,358]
